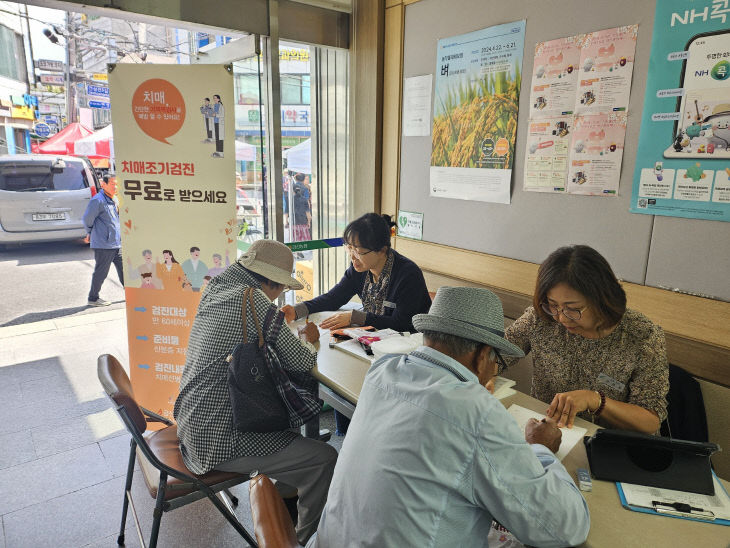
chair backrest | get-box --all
[660,364,709,442]
[98,354,148,435]
[249,473,301,548]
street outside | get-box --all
[0,239,125,327]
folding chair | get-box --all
[97,354,258,548]
[249,473,302,548]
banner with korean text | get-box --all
[109,64,236,421]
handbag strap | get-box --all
[241,287,265,348]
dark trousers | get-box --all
[89,247,124,301]
[205,118,212,138]
[334,410,350,435]
[214,122,223,152]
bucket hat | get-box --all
[412,286,524,357]
[237,240,303,290]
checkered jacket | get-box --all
[174,263,317,475]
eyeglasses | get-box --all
[344,244,374,259]
[540,302,588,321]
[492,348,507,372]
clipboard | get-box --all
[616,471,730,526]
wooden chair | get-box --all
[97,354,258,547]
[249,473,302,548]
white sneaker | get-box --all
[88,298,111,307]
[212,152,224,158]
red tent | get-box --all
[35,122,93,155]
[66,124,113,159]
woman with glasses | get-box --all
[283,212,432,333]
[503,245,668,434]
[282,212,431,435]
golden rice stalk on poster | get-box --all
[431,67,521,169]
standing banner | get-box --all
[631,0,730,221]
[109,65,236,420]
[430,21,526,204]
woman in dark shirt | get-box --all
[282,213,432,332]
[282,213,431,435]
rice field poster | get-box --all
[430,21,526,204]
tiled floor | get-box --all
[0,309,342,547]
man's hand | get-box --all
[281,305,296,323]
[485,378,495,394]
[297,321,320,343]
[319,311,353,330]
[525,417,562,454]
[546,390,599,428]
[83,234,90,244]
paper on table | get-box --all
[506,404,587,461]
[620,474,730,521]
[334,338,376,363]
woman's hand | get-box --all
[546,390,601,428]
[281,305,296,323]
[319,311,353,330]
[485,378,495,394]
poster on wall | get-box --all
[631,0,730,221]
[523,115,572,192]
[568,112,628,195]
[109,64,236,420]
[430,20,526,204]
[528,36,581,119]
[574,26,638,114]
[524,26,637,195]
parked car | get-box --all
[0,154,101,247]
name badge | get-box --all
[383,301,396,309]
[597,373,625,392]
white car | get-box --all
[0,154,101,247]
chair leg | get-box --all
[149,472,168,548]
[223,488,239,507]
[206,488,259,547]
[118,439,137,545]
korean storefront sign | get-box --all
[109,64,236,420]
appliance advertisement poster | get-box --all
[631,0,730,221]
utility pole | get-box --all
[64,12,78,124]
[21,5,36,92]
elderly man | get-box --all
[310,287,590,547]
[83,176,123,306]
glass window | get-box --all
[52,162,88,190]
[0,161,87,191]
[281,74,304,104]
[236,74,260,105]
[0,25,24,81]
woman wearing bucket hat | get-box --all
[309,286,590,548]
[174,240,337,544]
[503,245,668,434]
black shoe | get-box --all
[318,429,332,443]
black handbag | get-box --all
[226,287,290,433]
[227,287,321,433]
